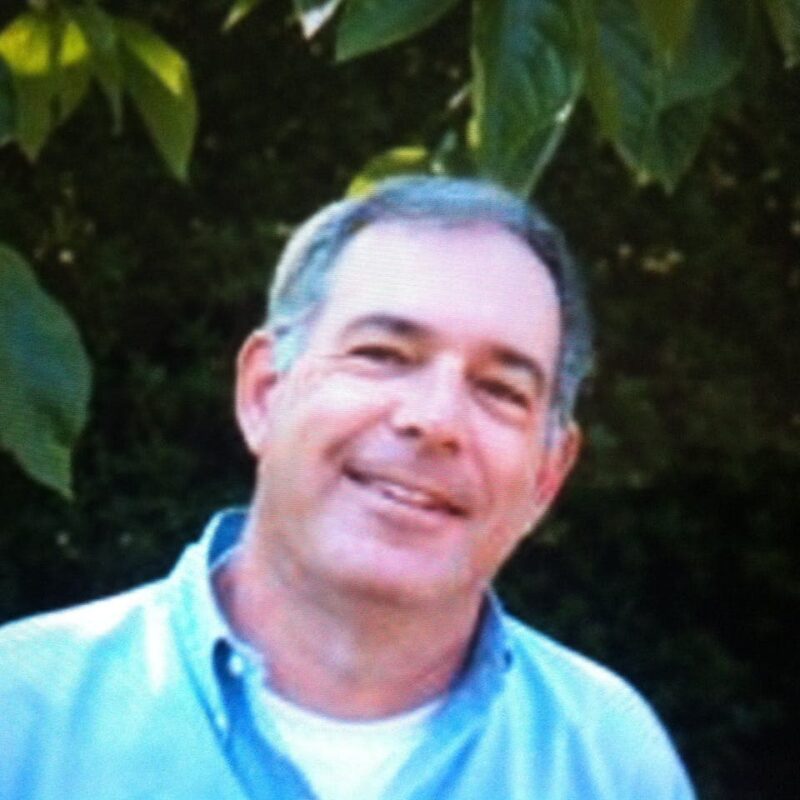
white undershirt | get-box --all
[262,686,444,800]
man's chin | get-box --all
[307,556,473,610]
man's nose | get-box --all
[390,358,467,455]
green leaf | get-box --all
[633,0,698,63]
[472,0,584,196]
[347,146,430,196]
[0,244,91,499]
[295,0,346,38]
[597,0,750,190]
[762,0,800,67]
[55,16,91,123]
[0,11,57,159]
[71,4,123,131]
[572,0,621,138]
[117,19,197,181]
[0,57,14,145]
[0,10,92,159]
[336,0,462,61]
[224,0,266,32]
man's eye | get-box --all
[478,379,530,408]
[349,345,410,365]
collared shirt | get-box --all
[0,509,696,799]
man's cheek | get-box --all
[318,374,390,416]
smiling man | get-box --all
[0,178,695,799]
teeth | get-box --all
[347,468,447,512]
[373,479,440,510]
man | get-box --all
[0,177,695,798]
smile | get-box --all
[343,466,466,517]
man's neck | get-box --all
[213,536,483,720]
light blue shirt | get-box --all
[0,509,696,799]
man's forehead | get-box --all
[311,219,561,374]
[328,220,558,310]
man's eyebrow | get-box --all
[340,314,431,340]
[340,313,548,394]
[490,346,547,396]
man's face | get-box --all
[238,221,578,606]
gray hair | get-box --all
[266,176,592,426]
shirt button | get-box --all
[228,652,246,677]
[214,711,228,732]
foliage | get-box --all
[0,2,196,176]
[0,0,196,492]
[0,244,90,497]
[472,0,584,195]
[2,0,799,493]
[335,0,462,61]
[113,17,196,180]
[223,0,266,32]
[595,0,749,190]
[286,0,800,194]
[632,0,699,63]
[346,146,430,196]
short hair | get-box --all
[266,176,592,426]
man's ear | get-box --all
[528,421,582,529]
[235,329,280,456]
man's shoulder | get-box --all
[0,581,165,688]
[0,566,242,798]
[502,614,675,744]
[505,615,635,692]
[496,614,695,795]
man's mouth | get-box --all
[343,465,466,517]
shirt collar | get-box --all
[168,508,251,733]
